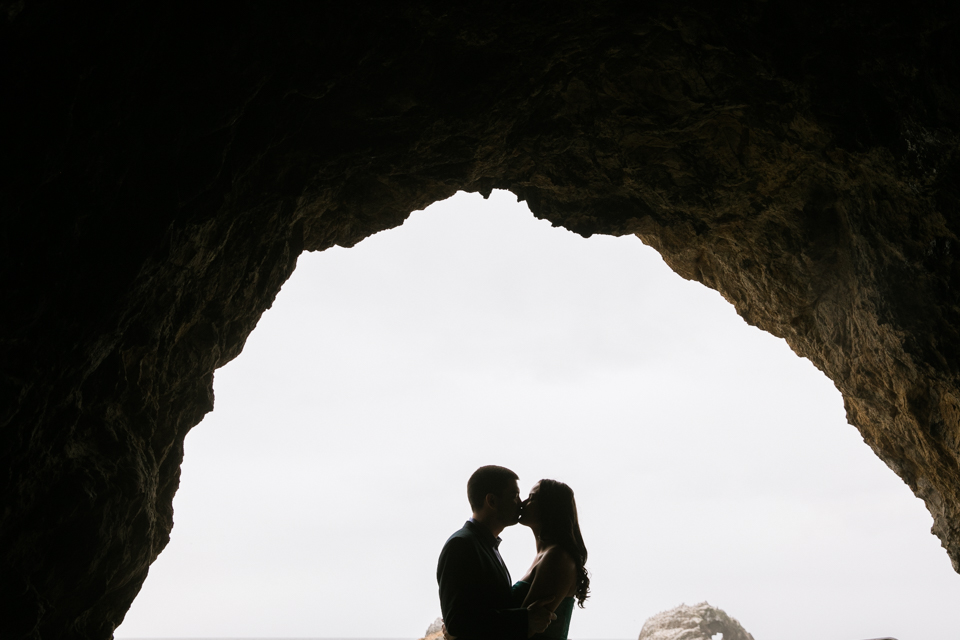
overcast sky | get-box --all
[116,190,960,640]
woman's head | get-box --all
[520,479,590,607]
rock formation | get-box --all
[1,1,959,638]
[638,602,754,640]
[419,617,444,640]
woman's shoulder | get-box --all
[541,544,576,564]
[531,545,577,600]
[536,544,577,575]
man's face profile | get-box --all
[497,479,522,526]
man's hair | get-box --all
[467,465,518,512]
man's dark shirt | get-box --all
[437,520,527,640]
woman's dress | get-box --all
[511,580,575,640]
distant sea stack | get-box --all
[418,617,444,640]
[638,602,755,640]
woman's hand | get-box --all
[441,623,456,640]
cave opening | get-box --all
[4,3,960,639]
[113,192,960,640]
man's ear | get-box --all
[484,492,498,510]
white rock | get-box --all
[425,617,444,636]
[638,602,754,640]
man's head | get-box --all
[467,465,521,530]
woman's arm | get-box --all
[520,547,576,613]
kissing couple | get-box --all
[437,465,590,640]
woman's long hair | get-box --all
[537,479,590,607]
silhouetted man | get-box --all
[437,465,555,640]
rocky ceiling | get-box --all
[1,1,958,638]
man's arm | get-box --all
[438,537,528,640]
[445,608,555,640]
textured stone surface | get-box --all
[1,1,959,638]
[421,617,444,640]
[638,602,754,640]
[425,618,444,635]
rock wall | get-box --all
[1,1,958,638]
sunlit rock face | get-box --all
[420,617,444,640]
[1,1,958,638]
[638,602,754,640]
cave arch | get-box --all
[115,191,958,638]
[2,2,959,638]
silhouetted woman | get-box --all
[512,479,590,639]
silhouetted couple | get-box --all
[437,466,590,640]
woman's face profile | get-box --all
[519,482,542,527]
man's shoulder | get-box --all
[443,522,479,547]
[440,522,486,558]
[438,523,483,577]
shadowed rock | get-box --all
[1,1,959,638]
